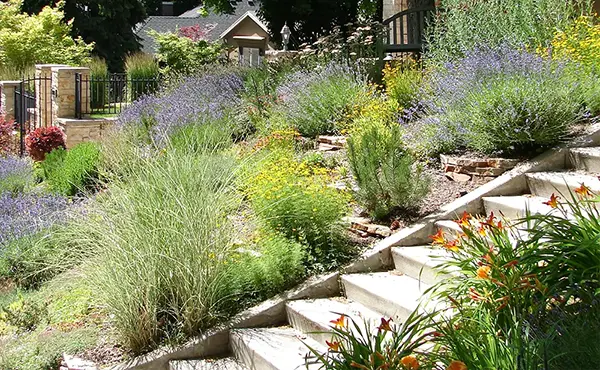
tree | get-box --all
[21,0,147,71]
[0,0,93,70]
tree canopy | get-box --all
[21,0,147,71]
[0,0,93,70]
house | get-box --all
[136,0,275,65]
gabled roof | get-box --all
[219,11,269,39]
[136,1,264,54]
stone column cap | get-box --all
[35,64,69,69]
[51,66,91,72]
[0,81,22,86]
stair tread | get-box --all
[526,171,600,198]
[570,147,600,156]
[231,327,323,370]
[170,358,245,370]
[483,195,555,216]
[341,272,430,320]
[287,297,381,330]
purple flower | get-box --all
[0,155,33,193]
[119,73,244,146]
[0,192,69,248]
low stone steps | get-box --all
[285,298,381,345]
[341,272,430,322]
[482,195,556,219]
[391,246,455,285]
[170,358,245,370]
[525,171,600,199]
[230,327,323,370]
[569,147,600,172]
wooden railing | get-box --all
[383,6,435,52]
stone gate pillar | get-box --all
[35,64,67,127]
[51,66,90,121]
[0,81,22,121]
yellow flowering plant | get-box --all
[550,16,600,71]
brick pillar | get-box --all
[51,66,91,121]
[35,64,67,127]
[0,81,22,121]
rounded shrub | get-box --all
[25,126,65,162]
[42,142,101,196]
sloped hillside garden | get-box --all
[2,11,600,368]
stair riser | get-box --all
[230,332,276,370]
[342,278,414,322]
[286,307,333,346]
[526,177,580,199]
[569,152,600,172]
[392,252,439,285]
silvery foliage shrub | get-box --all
[275,63,367,137]
[401,45,585,156]
[119,72,244,146]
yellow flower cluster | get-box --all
[549,15,600,69]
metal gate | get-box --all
[13,76,52,156]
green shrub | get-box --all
[425,0,593,65]
[382,61,422,109]
[244,148,351,270]
[231,232,306,300]
[149,29,223,75]
[126,53,160,101]
[42,142,101,196]
[88,56,108,109]
[347,122,429,220]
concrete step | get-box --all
[434,220,463,236]
[230,327,323,370]
[525,172,600,199]
[482,195,557,219]
[569,147,600,172]
[341,272,430,322]
[391,246,455,285]
[170,358,245,370]
[286,298,381,345]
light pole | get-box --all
[280,22,291,51]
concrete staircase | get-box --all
[168,146,600,370]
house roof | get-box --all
[219,11,269,39]
[136,1,264,54]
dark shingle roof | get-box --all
[136,1,262,54]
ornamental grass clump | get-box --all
[41,142,101,196]
[275,63,367,137]
[125,52,160,102]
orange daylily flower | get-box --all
[444,239,460,252]
[543,193,559,209]
[447,360,468,370]
[469,287,484,301]
[326,340,340,351]
[430,229,446,245]
[400,355,420,370]
[330,314,346,328]
[575,183,593,198]
[477,225,487,236]
[485,212,495,226]
[455,211,472,227]
[476,265,491,279]
[377,317,393,331]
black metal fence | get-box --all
[12,76,52,156]
[75,73,161,118]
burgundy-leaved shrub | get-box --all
[25,126,65,161]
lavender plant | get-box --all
[402,45,586,156]
[119,72,244,146]
[0,156,34,194]
[426,0,593,65]
[0,192,68,249]
[274,63,367,137]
